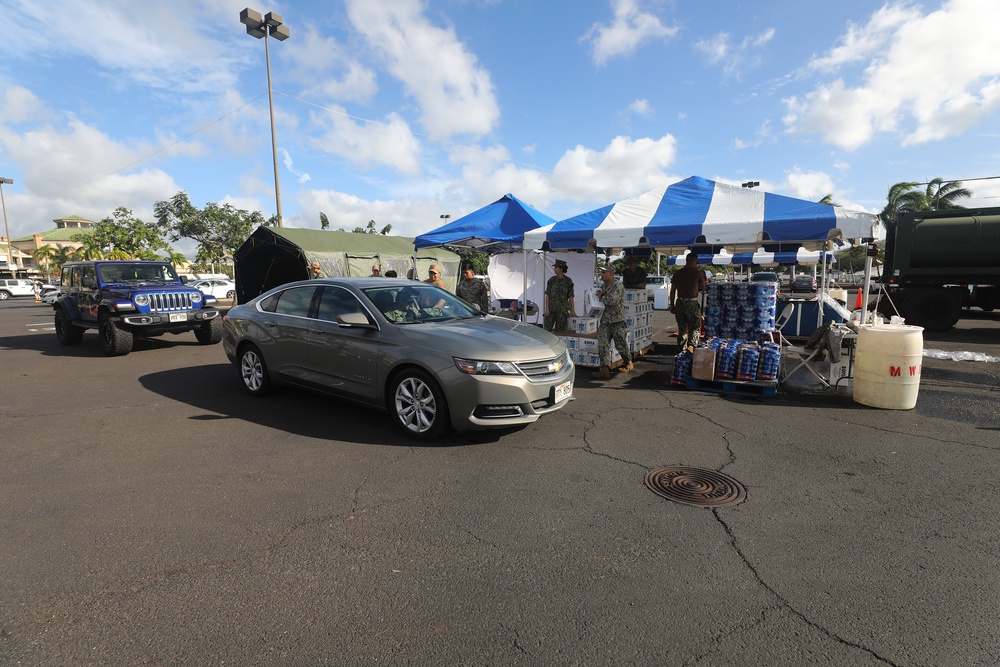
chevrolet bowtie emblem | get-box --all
[548,361,562,372]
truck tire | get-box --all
[54,309,85,346]
[901,288,961,332]
[99,313,134,356]
[195,317,223,345]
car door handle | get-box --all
[263,320,278,327]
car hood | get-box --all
[396,316,565,360]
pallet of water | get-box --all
[671,337,781,394]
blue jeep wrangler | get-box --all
[53,260,222,356]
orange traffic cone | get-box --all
[854,289,864,309]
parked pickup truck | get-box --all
[53,260,222,355]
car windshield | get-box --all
[364,284,478,324]
[99,263,178,284]
[750,273,778,282]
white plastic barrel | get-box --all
[654,286,671,310]
[829,288,848,305]
[852,324,924,409]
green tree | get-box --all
[818,194,840,206]
[320,212,330,230]
[353,219,392,235]
[924,177,971,211]
[879,181,925,232]
[154,192,266,265]
[452,248,490,275]
[35,244,56,280]
[81,207,168,259]
[163,249,189,266]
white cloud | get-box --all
[549,134,679,203]
[294,188,442,238]
[783,169,836,202]
[283,24,378,105]
[785,0,1000,148]
[0,1,244,95]
[0,85,48,124]
[307,108,423,175]
[695,28,775,78]
[344,0,499,139]
[629,99,652,116]
[583,0,679,66]
[281,149,311,184]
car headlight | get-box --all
[190,291,202,303]
[454,357,521,376]
[134,294,149,306]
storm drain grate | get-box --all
[644,466,746,508]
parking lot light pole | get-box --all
[0,178,14,277]
[240,8,290,227]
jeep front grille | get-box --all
[515,351,571,381]
[146,291,196,312]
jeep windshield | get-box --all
[98,263,179,285]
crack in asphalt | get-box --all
[711,508,900,666]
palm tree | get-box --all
[880,181,925,232]
[924,177,971,211]
[35,244,56,281]
[53,245,79,275]
[818,194,840,207]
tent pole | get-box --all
[522,248,528,323]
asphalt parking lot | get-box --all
[2,297,999,666]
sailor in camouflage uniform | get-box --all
[593,265,633,379]
[456,265,490,312]
[544,259,576,332]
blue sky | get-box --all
[1,0,999,258]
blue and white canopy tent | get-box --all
[522,176,878,255]
[522,176,880,332]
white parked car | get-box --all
[0,279,36,299]
[190,279,236,301]
[645,275,669,300]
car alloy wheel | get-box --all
[391,370,450,440]
[239,344,272,395]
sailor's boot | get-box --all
[591,366,611,380]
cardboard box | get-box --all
[568,317,599,334]
[691,347,717,381]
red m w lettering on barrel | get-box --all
[889,366,901,377]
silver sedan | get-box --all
[222,278,575,440]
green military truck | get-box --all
[880,207,1000,331]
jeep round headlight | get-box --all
[134,294,149,306]
[190,291,202,303]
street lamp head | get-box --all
[264,11,283,27]
[0,178,12,185]
[239,8,264,36]
[270,23,290,41]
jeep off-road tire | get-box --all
[195,317,223,345]
[99,313,134,356]
[54,309,84,346]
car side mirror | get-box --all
[336,312,375,327]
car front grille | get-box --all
[146,292,196,312]
[515,351,570,381]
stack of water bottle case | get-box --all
[671,281,783,389]
[561,289,655,367]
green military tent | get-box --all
[233,227,461,303]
